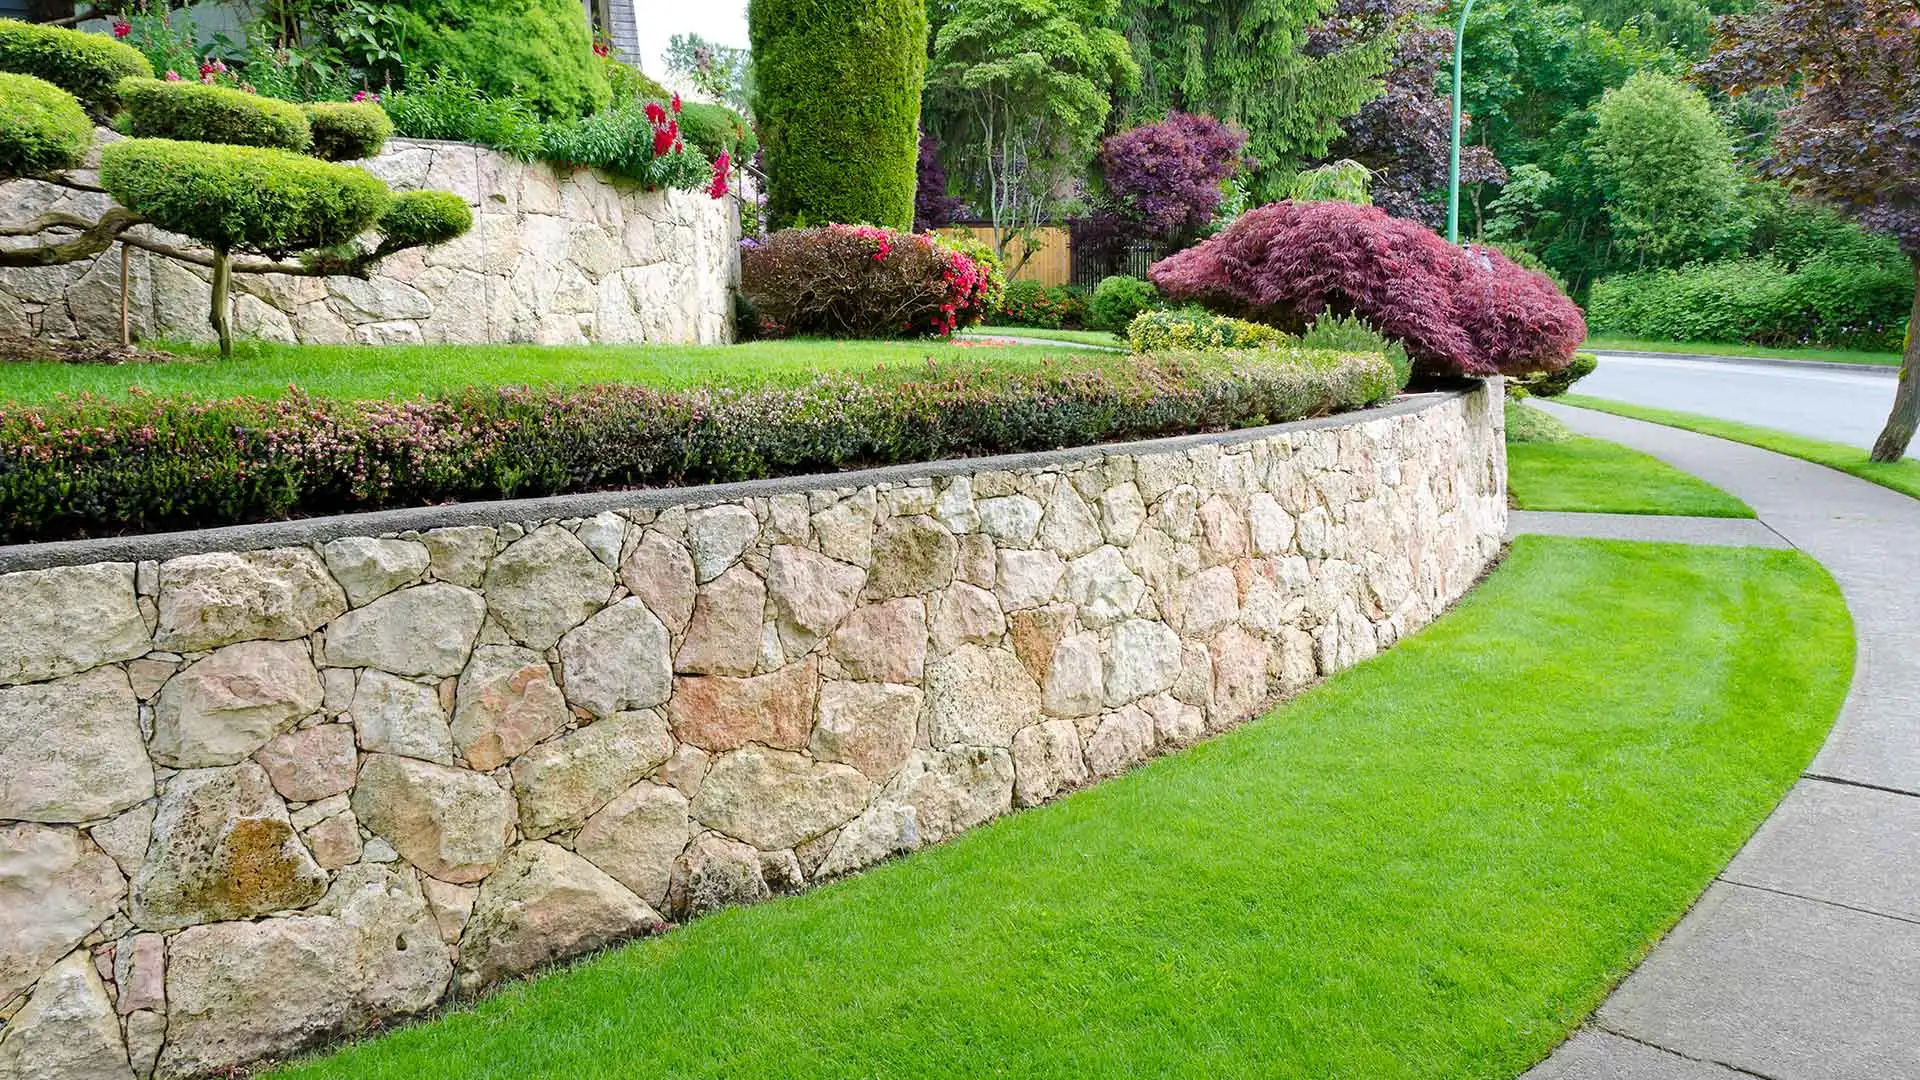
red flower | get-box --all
[593,40,611,58]
[653,126,674,157]
[671,92,682,114]
[112,20,131,37]
[645,102,666,125]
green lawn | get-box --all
[1507,403,1752,517]
[273,536,1850,1080]
[1584,335,1902,367]
[0,339,1086,404]
[966,325,1128,349]
[1560,395,1920,501]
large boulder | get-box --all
[666,659,817,755]
[323,583,486,678]
[352,754,516,884]
[924,645,1041,749]
[574,782,690,908]
[557,598,672,717]
[809,681,920,780]
[0,823,126,1004]
[132,762,328,930]
[0,563,149,685]
[314,864,454,1021]
[458,842,661,991]
[150,639,323,768]
[350,669,456,765]
[320,537,429,607]
[766,545,863,655]
[450,645,569,772]
[159,916,358,1077]
[0,668,151,823]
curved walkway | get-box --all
[1521,402,1920,1080]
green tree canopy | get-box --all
[1587,70,1749,268]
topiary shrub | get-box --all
[742,224,999,338]
[378,190,472,249]
[604,57,670,103]
[677,101,757,161]
[995,280,1088,329]
[1298,312,1412,390]
[1128,308,1291,352]
[0,18,151,120]
[751,0,925,229]
[393,0,608,119]
[1514,352,1597,398]
[1090,275,1160,331]
[120,77,311,152]
[302,101,393,161]
[1150,200,1588,379]
[0,72,93,179]
[100,138,390,255]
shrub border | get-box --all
[0,386,1485,573]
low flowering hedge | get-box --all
[0,350,1395,543]
[742,225,1002,338]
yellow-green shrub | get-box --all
[302,101,393,161]
[99,138,389,255]
[0,18,151,119]
[120,77,311,151]
[0,71,92,178]
[1128,308,1291,352]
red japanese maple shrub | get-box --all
[1148,200,1586,378]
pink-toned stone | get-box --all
[1198,495,1249,562]
[1210,626,1270,722]
[929,582,1006,652]
[1007,604,1072,684]
[451,645,569,772]
[115,933,165,1015]
[809,681,921,780]
[667,658,819,753]
[303,811,363,869]
[674,565,764,677]
[620,531,697,635]
[828,599,927,683]
[255,723,358,802]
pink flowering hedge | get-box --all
[0,350,1393,543]
[1149,201,1588,379]
[741,225,1002,338]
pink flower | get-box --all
[112,20,131,38]
[707,152,731,199]
[164,70,181,82]
[671,92,682,114]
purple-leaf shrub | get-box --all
[914,133,969,232]
[1100,112,1248,243]
[0,351,1393,543]
[742,224,999,338]
[1149,200,1587,378]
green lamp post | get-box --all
[1446,0,1476,244]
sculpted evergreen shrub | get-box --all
[0,72,93,178]
[99,138,390,255]
[393,0,609,119]
[0,18,151,119]
[377,191,473,250]
[0,351,1393,543]
[302,101,393,161]
[1298,312,1412,390]
[1089,275,1160,331]
[1514,353,1597,398]
[751,0,925,229]
[1150,200,1587,378]
[120,78,312,152]
[1127,309,1290,352]
[996,281,1088,330]
[677,101,757,161]
[742,225,1001,337]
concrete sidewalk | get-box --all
[1509,510,1790,548]
[1514,403,1920,1080]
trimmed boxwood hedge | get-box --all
[302,101,393,161]
[677,101,757,161]
[99,137,390,255]
[0,71,93,178]
[0,350,1395,543]
[378,190,472,249]
[0,18,151,120]
[394,0,609,119]
[750,0,925,229]
[120,78,312,152]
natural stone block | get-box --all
[1211,626,1272,721]
[151,640,323,768]
[420,526,495,587]
[558,598,672,717]
[155,549,346,652]
[1064,546,1145,627]
[810,681,921,780]
[160,915,357,1077]
[885,747,1014,843]
[0,951,133,1080]
[675,565,765,677]
[1172,565,1241,638]
[88,801,155,878]
[1007,604,1073,685]
[767,545,864,655]
[255,723,358,802]
[1011,718,1088,807]
[114,932,165,1015]
[0,563,149,685]
[812,490,876,566]
[816,800,921,878]
[930,582,1007,653]
[511,710,673,839]
[324,583,486,678]
[484,525,615,650]
[575,511,628,567]
[665,831,768,920]
[686,505,758,583]
[353,753,516,884]
[691,745,873,851]
[0,667,150,824]
[451,645,569,772]
[421,877,476,944]
[303,810,362,869]
[976,495,1042,545]
[865,516,956,599]
[925,644,1041,749]
[575,782,690,907]
[351,669,455,765]
[132,762,327,930]
[0,823,126,1003]
[619,531,696,635]
[1037,483,1103,558]
[668,659,818,754]
[1104,620,1182,707]
[828,599,927,683]
[1098,483,1147,546]
[321,537,429,607]
[1085,705,1155,778]
[458,841,660,991]
[1042,633,1104,719]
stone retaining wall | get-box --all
[0,138,740,347]
[0,385,1504,1079]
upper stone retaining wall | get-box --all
[0,137,740,347]
[0,384,1504,1079]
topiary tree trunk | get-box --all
[208,247,233,358]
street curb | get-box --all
[1593,349,1900,377]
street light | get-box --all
[1446,0,1476,244]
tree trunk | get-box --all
[209,248,233,359]
[1869,254,1920,463]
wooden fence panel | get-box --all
[950,226,1073,287]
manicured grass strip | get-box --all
[1561,395,1920,501]
[967,325,1127,349]
[273,537,1850,1080]
[1583,335,1901,367]
[0,339,1085,404]
[1510,439,1755,518]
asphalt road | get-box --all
[1577,353,1914,453]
